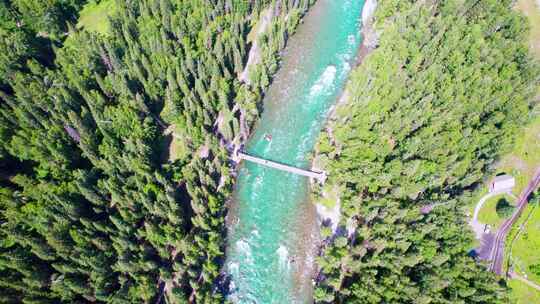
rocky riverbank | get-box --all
[309,0,379,289]
[313,0,379,232]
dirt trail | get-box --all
[510,271,540,292]
[238,8,274,85]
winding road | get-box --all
[488,167,540,275]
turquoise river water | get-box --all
[226,1,365,302]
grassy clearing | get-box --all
[166,126,188,163]
[477,194,516,228]
[495,115,540,195]
[509,278,540,304]
[497,110,540,301]
[515,0,540,58]
[507,203,540,302]
[168,136,188,163]
[319,183,340,208]
[77,0,118,35]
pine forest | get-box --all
[1,0,539,303]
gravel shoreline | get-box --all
[313,0,379,230]
[308,0,379,292]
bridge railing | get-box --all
[235,151,327,183]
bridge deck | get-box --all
[237,152,326,183]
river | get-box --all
[226,0,366,302]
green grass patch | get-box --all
[495,115,540,195]
[77,0,118,35]
[477,194,516,228]
[516,0,540,59]
[509,278,540,304]
[169,136,188,163]
[507,203,540,302]
[319,183,340,208]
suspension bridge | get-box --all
[234,151,327,183]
